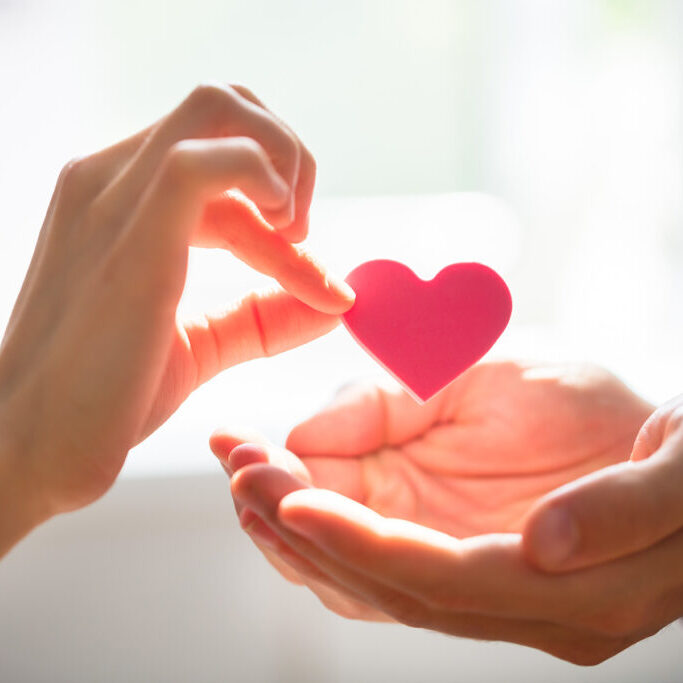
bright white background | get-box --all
[1,1,683,681]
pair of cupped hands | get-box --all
[1,84,683,665]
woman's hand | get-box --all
[0,83,354,555]
[211,362,676,664]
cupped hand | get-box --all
[524,392,683,572]
[211,362,679,664]
[0,83,354,548]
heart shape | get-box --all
[342,260,512,402]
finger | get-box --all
[230,84,315,243]
[230,443,312,483]
[275,487,683,638]
[156,137,293,220]
[233,466,529,621]
[80,123,157,195]
[195,196,354,312]
[96,84,300,230]
[233,468,631,661]
[213,432,361,502]
[242,508,385,618]
[286,380,448,458]
[226,443,270,474]
[138,291,341,440]
[244,513,389,621]
[239,510,304,585]
[212,437,271,528]
[233,466,417,621]
[223,443,310,527]
[8,123,156,332]
[181,288,340,387]
[210,428,271,466]
[523,426,683,572]
[115,140,354,314]
[55,124,158,220]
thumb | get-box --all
[523,424,683,572]
[286,379,445,458]
[184,287,340,387]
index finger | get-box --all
[200,197,355,314]
[286,381,449,458]
[95,84,301,231]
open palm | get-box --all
[213,361,653,624]
[283,361,652,537]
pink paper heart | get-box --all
[342,260,512,402]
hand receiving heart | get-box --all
[342,260,512,402]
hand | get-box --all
[212,362,673,664]
[0,83,354,554]
[524,393,683,571]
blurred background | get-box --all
[1,0,683,681]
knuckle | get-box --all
[230,82,257,102]
[57,156,90,191]
[232,137,267,168]
[184,82,243,133]
[52,156,100,223]
[186,82,234,113]
[159,141,199,184]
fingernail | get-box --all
[531,507,579,568]
[325,273,356,303]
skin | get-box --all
[0,82,355,558]
[209,362,683,665]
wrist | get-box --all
[0,430,51,559]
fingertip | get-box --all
[231,463,308,518]
[229,443,269,474]
[276,211,309,243]
[286,382,381,457]
[286,417,336,458]
[285,420,314,455]
[523,504,580,572]
[277,489,321,536]
[209,430,244,461]
[210,426,270,462]
[325,273,356,310]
